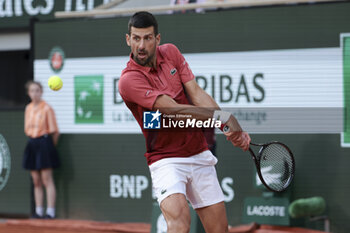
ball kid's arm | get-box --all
[51,132,60,146]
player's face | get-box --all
[126,26,160,67]
[28,84,42,103]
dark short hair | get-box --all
[128,11,158,35]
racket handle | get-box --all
[250,142,261,146]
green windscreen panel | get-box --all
[243,197,290,226]
[343,37,350,146]
[74,75,104,124]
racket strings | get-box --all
[259,143,294,191]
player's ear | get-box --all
[126,34,131,46]
[156,33,161,46]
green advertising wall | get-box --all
[1,2,350,233]
[343,36,350,145]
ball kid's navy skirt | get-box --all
[23,134,60,170]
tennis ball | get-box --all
[48,75,63,91]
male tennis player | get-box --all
[119,11,250,233]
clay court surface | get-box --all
[0,219,327,233]
[0,219,150,233]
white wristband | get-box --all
[213,110,231,125]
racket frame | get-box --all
[249,141,295,192]
[222,125,295,192]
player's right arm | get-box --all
[153,93,250,151]
[161,43,250,150]
[119,71,250,151]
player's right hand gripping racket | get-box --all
[249,141,295,192]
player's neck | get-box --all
[143,57,157,70]
[150,57,157,69]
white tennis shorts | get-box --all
[149,150,225,209]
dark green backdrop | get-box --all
[1,2,350,233]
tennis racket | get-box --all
[222,126,295,192]
[0,134,11,191]
[249,141,295,192]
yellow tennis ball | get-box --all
[48,75,63,91]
